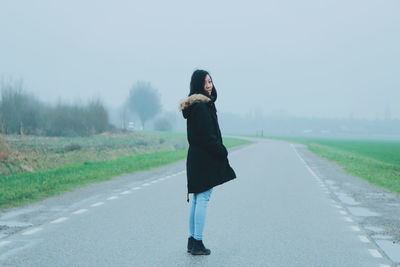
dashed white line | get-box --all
[50,217,68,224]
[0,240,11,247]
[142,183,151,186]
[151,180,158,184]
[358,235,370,243]
[334,205,343,209]
[379,264,391,267]
[291,144,307,164]
[368,249,382,258]
[351,226,361,232]
[132,187,141,190]
[72,209,88,214]
[22,227,43,235]
[120,190,131,195]
[339,210,348,215]
[91,202,104,207]
[107,196,119,200]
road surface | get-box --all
[0,138,393,266]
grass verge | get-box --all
[279,137,400,195]
[0,136,250,210]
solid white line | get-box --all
[22,227,43,235]
[72,209,88,214]
[120,190,131,195]
[368,249,382,258]
[132,187,141,190]
[351,226,361,232]
[91,202,104,207]
[358,235,370,243]
[0,240,11,247]
[107,196,119,200]
[50,217,68,224]
[344,217,353,222]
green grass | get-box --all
[280,137,400,195]
[0,135,250,210]
[1,132,187,176]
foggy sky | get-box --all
[0,0,399,119]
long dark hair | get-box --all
[189,69,217,102]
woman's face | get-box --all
[203,75,213,96]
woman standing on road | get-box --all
[179,69,236,256]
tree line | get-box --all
[0,79,109,136]
[0,78,171,137]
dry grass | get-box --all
[0,134,9,161]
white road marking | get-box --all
[151,180,158,184]
[72,209,88,214]
[132,187,141,190]
[0,240,11,247]
[291,144,307,164]
[50,217,68,224]
[379,264,391,267]
[344,217,353,222]
[91,202,104,207]
[305,165,319,179]
[368,249,382,258]
[22,227,43,235]
[335,205,343,209]
[340,210,348,215]
[142,183,151,186]
[358,235,370,243]
[107,196,119,200]
[120,190,131,195]
[351,226,361,232]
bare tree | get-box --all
[127,81,161,129]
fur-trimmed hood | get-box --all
[179,94,211,119]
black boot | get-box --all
[187,236,195,253]
[190,239,211,255]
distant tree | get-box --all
[0,79,42,135]
[127,81,161,129]
[85,98,109,133]
[0,78,110,136]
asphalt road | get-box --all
[0,138,394,266]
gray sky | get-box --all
[0,0,399,119]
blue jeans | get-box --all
[188,188,213,240]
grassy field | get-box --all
[0,132,250,209]
[0,132,187,176]
[280,137,400,195]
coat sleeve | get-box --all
[191,103,228,159]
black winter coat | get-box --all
[179,93,236,195]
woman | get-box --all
[179,69,236,255]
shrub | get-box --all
[64,143,82,152]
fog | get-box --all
[0,0,399,120]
